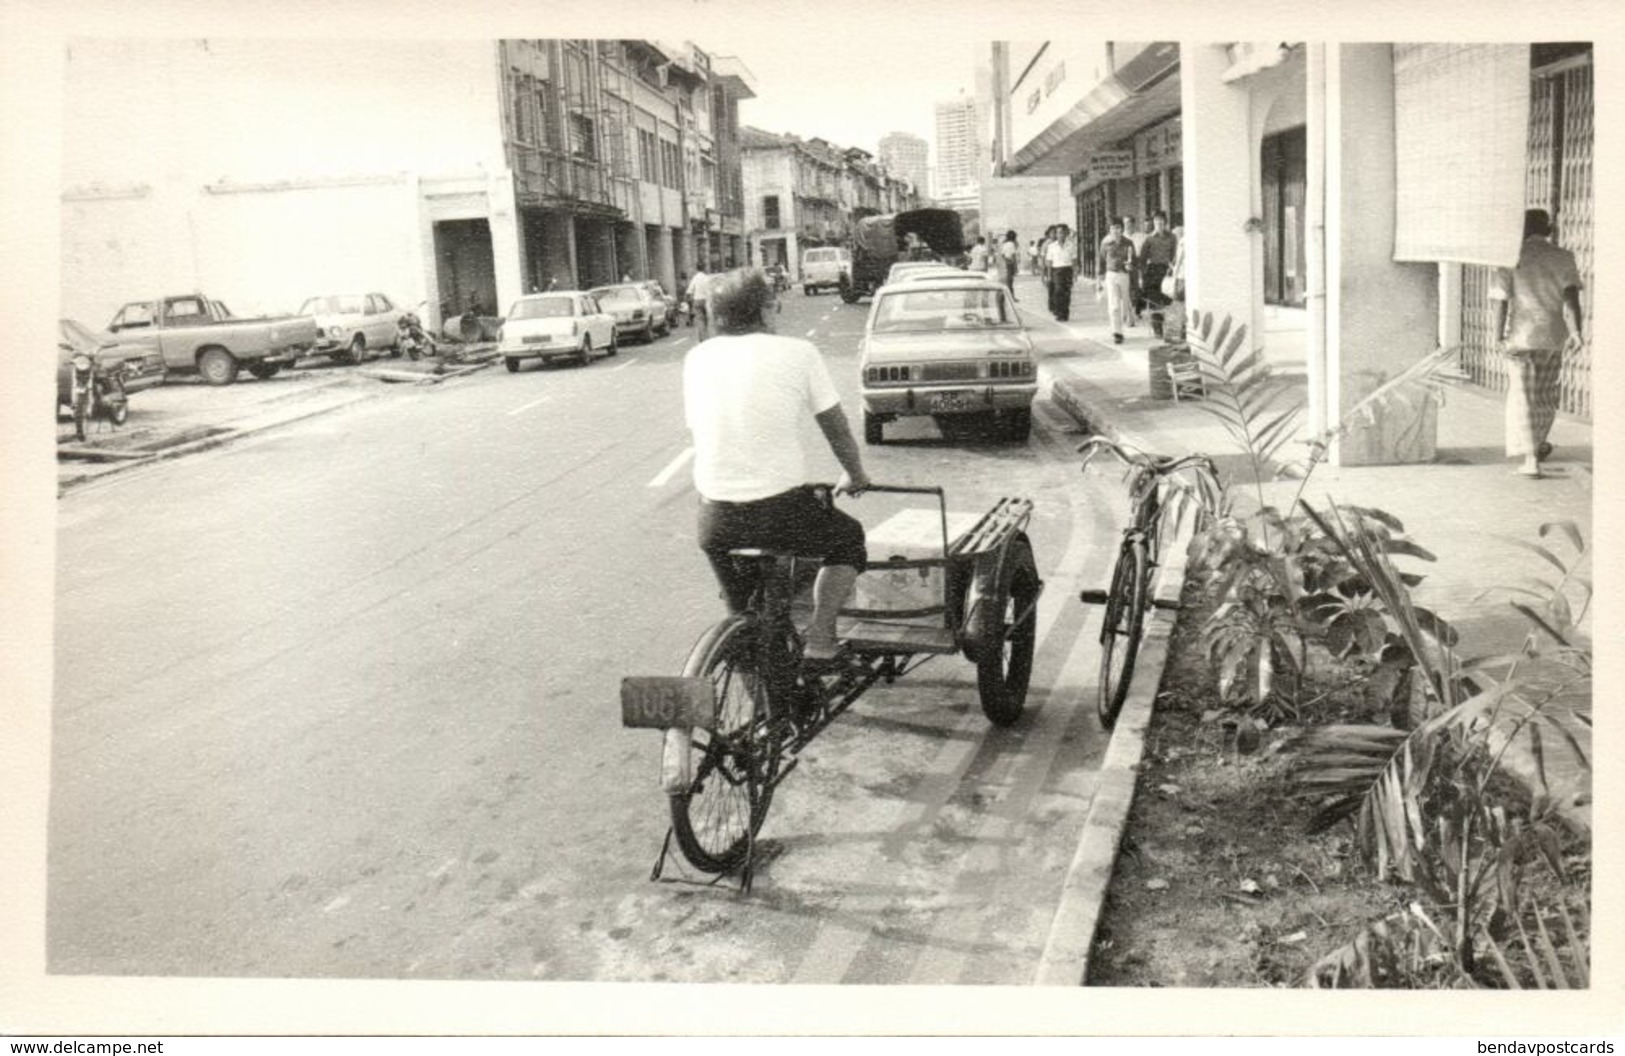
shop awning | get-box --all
[1006,43,1181,178]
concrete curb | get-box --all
[1032,370,1197,986]
[57,388,385,493]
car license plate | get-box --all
[621,676,717,730]
[931,392,972,412]
[523,335,550,345]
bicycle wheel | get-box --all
[1097,538,1149,730]
[669,616,785,873]
[977,537,1040,727]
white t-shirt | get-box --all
[683,333,841,502]
[1045,237,1077,267]
[686,272,711,301]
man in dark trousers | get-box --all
[1044,224,1078,321]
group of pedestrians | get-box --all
[1094,211,1180,344]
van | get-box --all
[800,247,851,295]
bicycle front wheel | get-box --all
[1097,539,1149,730]
[669,616,785,873]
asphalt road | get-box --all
[48,290,1127,983]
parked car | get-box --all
[801,246,851,295]
[859,276,1037,444]
[588,284,665,343]
[105,294,318,385]
[297,292,403,364]
[57,317,168,401]
[497,292,617,371]
[638,281,680,329]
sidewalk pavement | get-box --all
[1021,271,1593,980]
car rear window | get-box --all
[871,288,1017,333]
[806,250,839,263]
[591,288,643,306]
[509,297,575,320]
[300,295,366,315]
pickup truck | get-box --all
[105,294,319,385]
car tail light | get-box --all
[865,365,911,383]
[988,360,1034,379]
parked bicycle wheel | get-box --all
[976,536,1040,727]
[669,616,784,873]
[1096,539,1149,729]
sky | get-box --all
[699,26,987,161]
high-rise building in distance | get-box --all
[934,96,979,197]
[878,131,930,199]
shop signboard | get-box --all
[1088,151,1135,180]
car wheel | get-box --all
[338,334,366,365]
[504,357,520,373]
[863,411,884,445]
[197,347,239,386]
[247,361,282,380]
[803,285,814,296]
[642,323,655,345]
[608,331,619,356]
[1004,408,1033,443]
[106,396,130,427]
[578,336,592,366]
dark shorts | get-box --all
[697,486,868,612]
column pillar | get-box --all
[1326,44,1439,465]
[1179,43,1260,346]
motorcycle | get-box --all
[394,312,437,361]
[63,347,129,442]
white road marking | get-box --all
[647,446,694,488]
[671,336,692,347]
[607,360,634,373]
[505,394,553,417]
[806,328,818,337]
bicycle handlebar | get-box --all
[810,482,943,497]
[1077,436,1216,478]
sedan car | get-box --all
[497,292,617,371]
[297,292,403,364]
[588,284,665,343]
[859,277,1037,444]
[638,281,680,329]
[57,317,168,407]
[884,260,960,285]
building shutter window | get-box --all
[1392,44,1529,267]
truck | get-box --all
[105,294,319,385]
[838,208,966,304]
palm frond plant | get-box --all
[1285,515,1591,986]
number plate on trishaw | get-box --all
[930,391,972,412]
[620,676,717,730]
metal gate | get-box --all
[1460,54,1593,419]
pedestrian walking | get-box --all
[1096,219,1136,343]
[1137,210,1179,329]
[1045,224,1079,322]
[1036,225,1056,288]
[1124,217,1148,325]
[967,235,990,275]
[1027,240,1039,275]
[1490,209,1584,478]
[686,267,714,339]
[999,230,1020,300]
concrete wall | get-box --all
[1327,44,1439,464]
[980,176,1072,242]
[61,39,511,325]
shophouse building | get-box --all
[60,38,752,333]
[997,41,1594,464]
[741,128,920,281]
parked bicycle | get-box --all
[1077,437,1223,729]
[621,484,1041,890]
